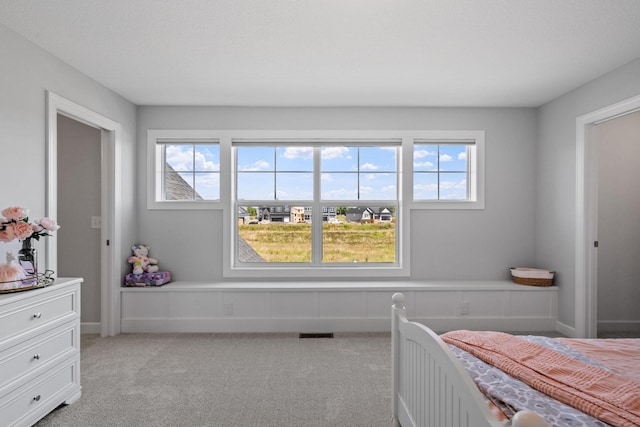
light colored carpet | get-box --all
[35,333,392,427]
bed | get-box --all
[390,292,640,427]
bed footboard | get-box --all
[391,293,550,427]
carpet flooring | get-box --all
[35,333,392,427]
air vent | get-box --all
[299,333,334,339]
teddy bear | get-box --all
[128,244,159,275]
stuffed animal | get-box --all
[128,244,159,274]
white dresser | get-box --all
[0,278,82,427]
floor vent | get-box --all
[299,333,334,339]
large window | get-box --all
[147,129,484,277]
[235,143,399,267]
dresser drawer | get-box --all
[0,358,79,427]
[0,289,78,344]
[0,323,77,391]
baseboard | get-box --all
[81,322,101,334]
[121,316,558,334]
[555,320,576,337]
[598,320,640,331]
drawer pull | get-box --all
[33,354,41,360]
[33,395,41,402]
[33,313,42,319]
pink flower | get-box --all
[38,217,59,232]
[1,207,28,221]
[12,221,34,240]
[0,228,15,243]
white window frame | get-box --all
[147,129,224,210]
[409,130,485,209]
[146,129,485,278]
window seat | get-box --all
[120,280,558,334]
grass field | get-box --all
[238,222,395,263]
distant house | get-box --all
[237,206,251,224]
[346,207,366,223]
[322,206,337,223]
[346,207,393,223]
[290,206,305,223]
[259,206,291,222]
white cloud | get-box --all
[458,152,467,160]
[239,160,270,171]
[413,161,434,168]
[166,146,220,171]
[440,178,467,189]
[282,147,313,159]
[440,154,453,162]
[361,163,379,171]
[414,149,436,159]
[321,146,350,160]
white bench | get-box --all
[120,280,558,333]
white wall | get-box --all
[594,110,640,328]
[536,58,640,329]
[0,23,137,293]
[136,106,538,281]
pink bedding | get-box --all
[559,338,640,383]
[442,331,640,427]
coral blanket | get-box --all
[441,330,640,427]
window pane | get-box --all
[237,147,273,171]
[322,206,395,263]
[165,145,194,171]
[360,172,396,200]
[194,172,220,200]
[237,172,274,200]
[321,146,357,171]
[413,145,438,171]
[196,145,219,171]
[276,172,313,200]
[439,173,468,200]
[359,146,396,172]
[439,145,467,172]
[413,173,438,200]
[237,205,312,263]
[321,173,358,200]
[277,146,313,171]
[164,171,194,200]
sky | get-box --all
[164,144,469,201]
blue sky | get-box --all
[165,144,468,201]
[236,146,397,201]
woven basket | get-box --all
[512,276,554,287]
[510,268,555,287]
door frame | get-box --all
[575,94,640,338]
[46,91,122,337]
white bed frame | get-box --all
[391,292,551,427]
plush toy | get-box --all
[128,244,159,274]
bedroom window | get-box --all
[234,142,399,269]
[147,130,221,209]
[412,133,484,209]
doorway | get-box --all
[57,114,102,333]
[593,111,640,337]
[576,93,640,338]
[46,91,122,337]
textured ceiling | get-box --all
[1,0,640,107]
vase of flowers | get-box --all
[0,206,59,291]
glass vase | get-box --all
[18,239,37,277]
